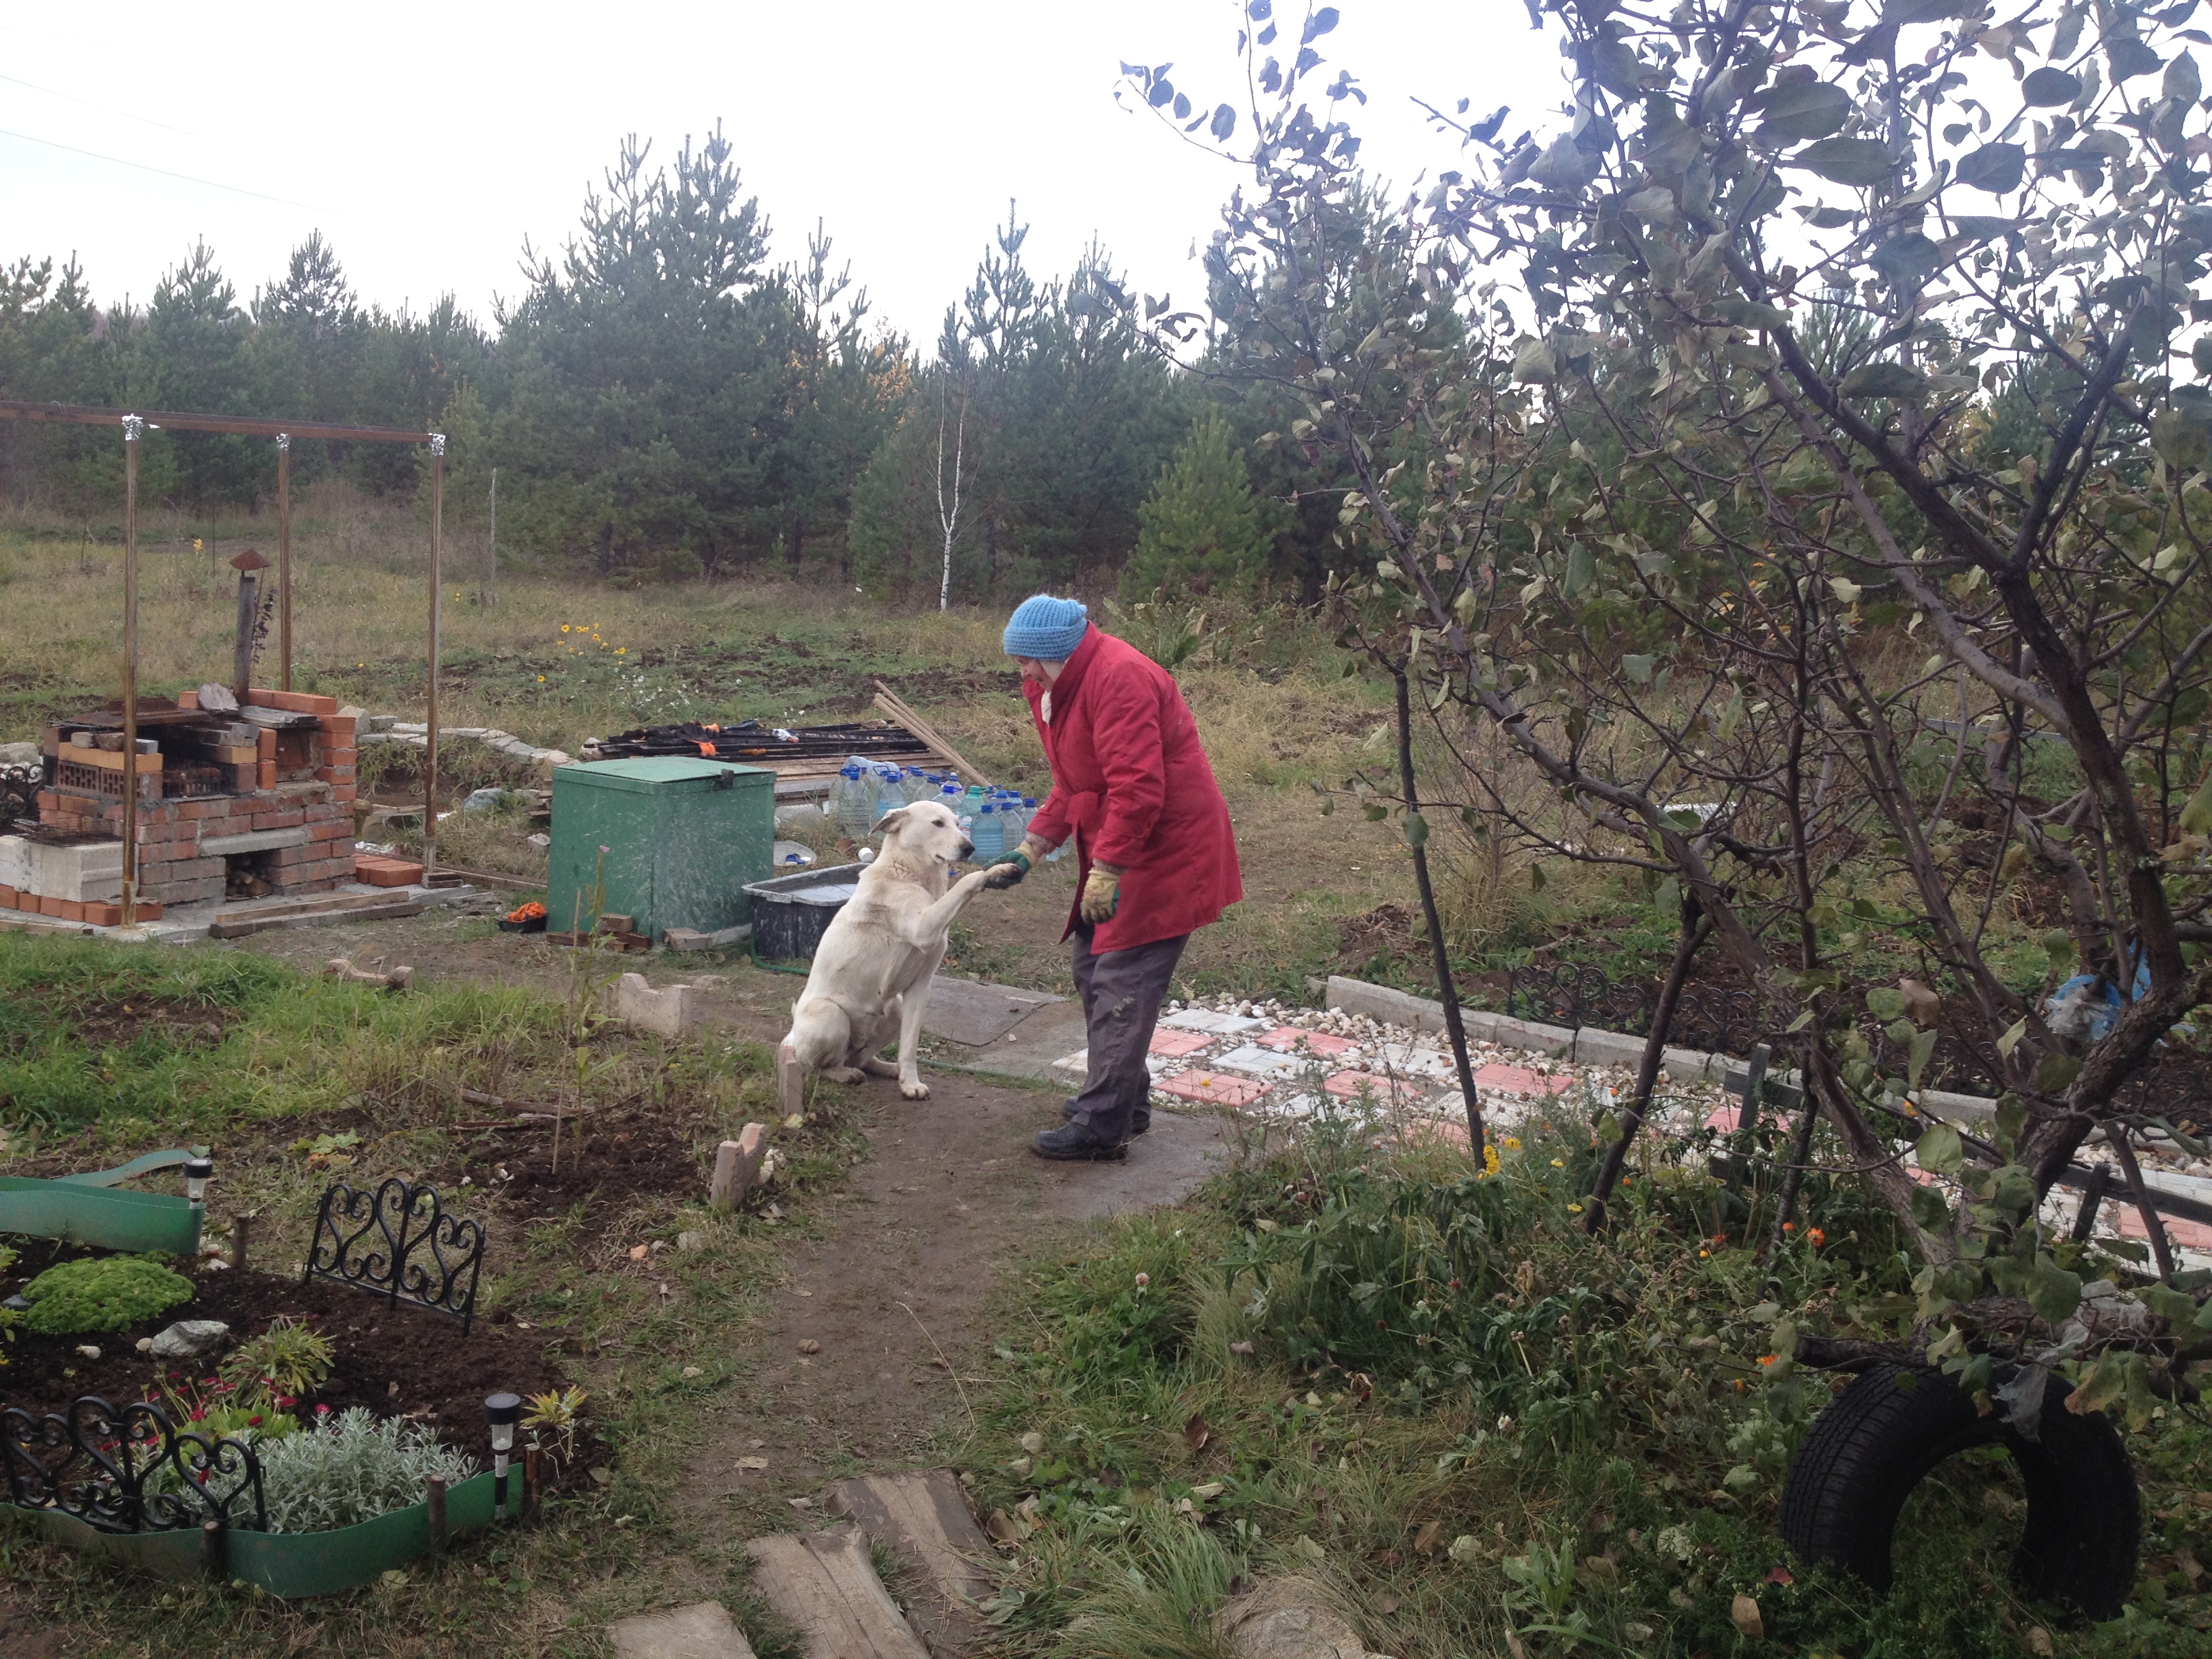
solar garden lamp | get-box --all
[486,1393,521,1520]
[184,1158,213,1212]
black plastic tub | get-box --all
[743,862,866,961]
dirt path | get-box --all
[238,907,1233,1563]
[680,1069,1233,1540]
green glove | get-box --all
[983,850,1032,889]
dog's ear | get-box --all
[870,804,910,838]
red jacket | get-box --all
[1023,625,1242,951]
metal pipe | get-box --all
[425,437,445,883]
[121,415,142,926]
[277,435,292,692]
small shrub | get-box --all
[522,1384,589,1471]
[219,1316,334,1410]
[257,1407,478,1533]
[21,1255,194,1334]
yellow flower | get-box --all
[615,647,626,655]
[537,675,546,683]
[1566,1203,1583,1214]
[1550,1158,1564,1168]
[561,625,571,633]
[1503,1137,1521,1150]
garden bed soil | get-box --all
[0,1265,605,1484]
[430,1099,712,1230]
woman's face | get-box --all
[1015,656,1064,688]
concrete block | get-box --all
[1573,1026,1648,1069]
[200,827,312,857]
[1914,1088,1999,1124]
[3,835,124,903]
[662,923,752,952]
[1492,1015,1575,1057]
[1661,1046,1715,1083]
[1325,975,1448,1033]
[608,1600,758,1659]
[609,972,702,1038]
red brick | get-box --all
[53,899,84,922]
[331,783,356,804]
[267,808,306,828]
[134,900,163,921]
[35,790,58,814]
[83,902,121,927]
[255,729,278,759]
[314,766,357,785]
[0,886,16,909]
[257,762,276,790]
[177,689,199,709]
[182,799,223,820]
[321,715,357,737]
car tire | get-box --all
[1779,1361,2138,1619]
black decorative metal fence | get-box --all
[304,1176,486,1332]
[1,1395,265,1532]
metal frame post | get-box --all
[424,435,445,882]
[120,415,143,926]
[276,434,292,691]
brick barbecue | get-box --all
[0,689,358,924]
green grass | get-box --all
[0,937,861,1656]
[961,1098,2212,1658]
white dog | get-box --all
[780,800,994,1101]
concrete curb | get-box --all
[1321,974,2003,1120]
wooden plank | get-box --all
[208,899,423,939]
[216,890,406,923]
[426,865,543,893]
[872,684,992,787]
[744,1526,928,1659]
[826,1471,992,1654]
[0,398,430,444]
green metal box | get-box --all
[547,759,775,941]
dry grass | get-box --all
[3,490,1430,999]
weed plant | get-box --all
[970,1097,2212,1656]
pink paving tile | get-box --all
[1399,1118,1473,1149]
[1471,1063,1573,1097]
[2115,1206,2212,1250]
[1256,1025,1361,1057]
[1323,1069,1424,1104]
[1154,1069,1271,1107]
[1149,1027,1216,1057]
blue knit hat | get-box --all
[1002,594,1089,660]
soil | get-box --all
[2,994,231,1060]
[1,1263,598,1475]
[424,1097,714,1235]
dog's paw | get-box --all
[822,1065,867,1084]
[899,1079,932,1101]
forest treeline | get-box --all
[0,125,1344,602]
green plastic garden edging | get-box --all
[0,1149,207,1255]
[10,1471,499,1597]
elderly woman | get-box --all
[985,595,1242,1160]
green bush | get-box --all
[21,1255,194,1334]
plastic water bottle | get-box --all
[872,764,905,827]
[972,802,1003,863]
[836,764,872,840]
[939,782,964,815]
[902,766,933,803]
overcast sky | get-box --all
[1,1,1561,347]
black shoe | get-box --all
[1063,1100,1147,1136]
[1031,1123,1129,1162]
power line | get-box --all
[0,125,314,209]
[0,72,194,136]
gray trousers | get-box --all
[1065,926,1189,1141]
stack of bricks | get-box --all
[33,689,357,910]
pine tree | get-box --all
[1122,410,1270,598]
